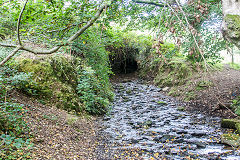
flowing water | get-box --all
[100,79,240,159]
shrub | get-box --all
[77,66,110,114]
[232,97,240,116]
[0,79,32,159]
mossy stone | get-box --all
[177,106,185,111]
[225,14,240,48]
[126,89,132,94]
[157,101,167,105]
[16,57,82,112]
[221,133,240,148]
[225,14,240,30]
[221,119,240,129]
[235,123,240,134]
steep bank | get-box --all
[138,57,240,118]
[12,92,101,159]
[0,50,114,158]
[180,65,240,118]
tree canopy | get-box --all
[0,0,239,66]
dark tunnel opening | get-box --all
[110,56,138,74]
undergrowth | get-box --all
[0,65,33,159]
[230,63,240,70]
[232,97,240,116]
[16,55,114,115]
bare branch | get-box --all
[21,45,62,55]
[17,0,28,46]
[0,0,116,65]
[0,43,17,48]
[133,0,166,7]
[20,0,115,54]
[46,22,87,33]
[136,0,210,70]
[0,46,22,66]
[67,2,111,42]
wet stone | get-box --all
[176,130,188,134]
[130,139,139,144]
[174,138,184,143]
[153,136,163,142]
[195,142,206,148]
[103,116,111,121]
[101,80,240,159]
[190,131,207,137]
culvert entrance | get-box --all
[109,54,138,74]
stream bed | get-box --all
[100,80,240,159]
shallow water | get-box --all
[102,80,240,159]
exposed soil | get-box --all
[177,65,240,118]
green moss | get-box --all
[221,119,240,129]
[236,123,240,134]
[177,106,185,111]
[225,14,240,30]
[126,89,132,94]
[16,55,114,115]
[230,63,240,71]
[211,62,223,71]
[221,133,240,147]
[225,14,240,48]
[157,101,167,105]
[16,57,83,112]
[196,80,213,90]
[231,96,240,116]
[153,57,195,87]
[184,91,196,101]
[168,87,180,97]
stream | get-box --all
[100,79,240,159]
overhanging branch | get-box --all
[22,45,62,55]
[133,0,167,7]
[46,22,87,33]
[67,3,110,42]
[0,46,22,66]
[17,0,28,46]
[0,43,17,48]
[0,0,116,66]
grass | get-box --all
[196,80,213,91]
[230,63,240,70]
[211,62,224,71]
